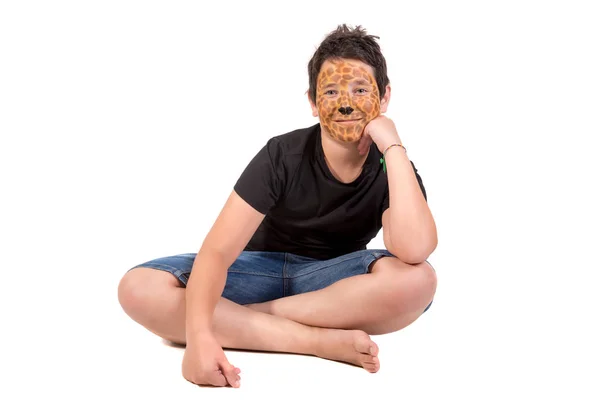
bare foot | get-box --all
[314,328,380,373]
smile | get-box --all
[334,119,362,124]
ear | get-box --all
[308,91,319,117]
[380,85,391,113]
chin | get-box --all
[338,134,362,144]
[347,127,365,142]
[322,122,364,143]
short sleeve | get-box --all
[382,160,427,212]
[234,138,286,214]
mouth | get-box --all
[334,118,362,125]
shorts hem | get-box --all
[129,264,190,286]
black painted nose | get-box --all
[338,106,354,115]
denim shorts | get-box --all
[131,249,432,312]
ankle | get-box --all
[311,326,329,357]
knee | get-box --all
[416,262,437,304]
[375,258,437,313]
[395,262,436,313]
[118,268,163,318]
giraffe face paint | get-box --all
[316,59,381,143]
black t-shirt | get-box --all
[234,123,426,260]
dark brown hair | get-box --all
[307,24,389,104]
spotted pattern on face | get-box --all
[316,60,381,142]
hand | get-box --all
[182,334,241,388]
[357,115,402,155]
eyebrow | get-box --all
[321,79,371,88]
[353,79,371,86]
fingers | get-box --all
[207,370,228,387]
[188,367,239,388]
[221,361,241,388]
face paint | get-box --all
[316,59,381,142]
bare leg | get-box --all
[247,257,437,335]
[118,268,381,372]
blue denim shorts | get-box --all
[131,249,432,312]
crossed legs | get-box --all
[247,257,437,335]
[118,256,436,372]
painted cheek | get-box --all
[319,100,334,116]
[370,103,381,119]
[316,99,325,116]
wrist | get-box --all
[186,324,214,340]
[382,143,406,158]
[378,134,402,150]
[187,332,214,347]
[380,143,407,173]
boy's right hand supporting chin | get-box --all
[182,333,241,388]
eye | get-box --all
[355,88,368,94]
[324,90,337,96]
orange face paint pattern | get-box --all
[316,60,381,142]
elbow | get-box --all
[389,235,437,265]
[397,251,430,265]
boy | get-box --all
[118,24,438,388]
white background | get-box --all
[1,0,599,398]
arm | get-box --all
[182,138,283,387]
[185,190,265,340]
[382,146,437,264]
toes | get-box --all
[354,332,378,355]
[366,359,380,373]
[368,341,379,356]
[359,353,377,365]
[364,362,379,373]
[358,352,381,374]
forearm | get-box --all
[385,146,437,262]
[185,249,229,341]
